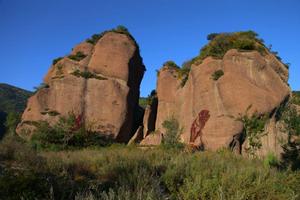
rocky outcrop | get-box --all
[152,49,290,156]
[17,31,145,142]
[142,97,158,138]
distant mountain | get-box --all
[0,83,32,137]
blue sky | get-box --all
[0,0,299,96]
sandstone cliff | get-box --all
[141,31,291,157]
[17,27,145,142]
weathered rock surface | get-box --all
[153,49,290,156]
[142,98,158,138]
[17,31,145,142]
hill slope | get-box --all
[0,83,32,137]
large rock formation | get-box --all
[147,48,290,156]
[17,30,145,142]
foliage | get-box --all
[0,84,31,138]
[279,103,300,170]
[291,91,300,106]
[234,105,267,156]
[86,25,136,46]
[30,113,113,150]
[145,90,157,106]
[264,152,279,168]
[68,51,87,61]
[41,110,60,116]
[191,31,267,65]
[161,60,191,87]
[4,112,20,136]
[71,69,107,80]
[33,82,49,92]
[161,117,184,149]
[0,142,300,199]
[0,83,32,114]
[52,57,63,65]
[211,69,224,80]
[138,97,148,108]
[163,60,180,69]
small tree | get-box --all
[232,105,267,157]
[4,112,20,136]
[161,117,184,149]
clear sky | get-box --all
[0,0,299,96]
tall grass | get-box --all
[0,138,300,200]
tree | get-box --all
[4,112,20,136]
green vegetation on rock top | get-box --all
[86,25,137,46]
[191,30,266,65]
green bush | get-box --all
[86,25,135,46]
[0,142,300,199]
[71,69,107,80]
[163,60,180,69]
[190,31,267,66]
[52,57,63,65]
[30,113,113,150]
[161,117,184,149]
[68,51,87,61]
[291,91,300,106]
[4,112,20,136]
[161,60,191,87]
[264,152,279,168]
[279,103,300,170]
[33,83,49,93]
[233,105,268,156]
[211,69,224,80]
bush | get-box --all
[68,51,87,61]
[211,69,224,80]
[4,112,20,136]
[0,142,300,199]
[86,25,135,46]
[264,152,279,168]
[33,83,49,92]
[291,91,300,106]
[161,60,191,87]
[161,117,184,149]
[163,60,180,69]
[233,105,267,156]
[191,31,267,66]
[279,103,300,170]
[71,69,107,80]
[30,113,113,150]
[52,57,63,65]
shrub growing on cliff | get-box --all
[161,117,184,149]
[71,69,107,80]
[86,25,134,46]
[211,69,224,80]
[52,57,63,65]
[232,105,267,157]
[33,83,49,93]
[68,51,87,61]
[191,31,267,65]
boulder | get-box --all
[155,49,290,155]
[17,31,145,142]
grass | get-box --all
[0,135,300,199]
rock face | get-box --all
[151,49,290,156]
[17,31,145,142]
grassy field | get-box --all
[0,135,300,200]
